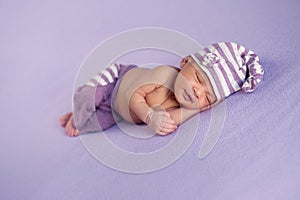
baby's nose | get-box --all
[193,87,201,99]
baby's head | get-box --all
[174,42,264,111]
[174,55,216,110]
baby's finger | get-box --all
[157,131,169,136]
[157,128,174,136]
[162,117,176,126]
[162,122,177,130]
[160,126,177,134]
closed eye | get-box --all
[196,73,202,84]
[206,95,210,105]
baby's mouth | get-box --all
[183,89,193,103]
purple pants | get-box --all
[73,63,138,134]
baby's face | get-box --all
[174,57,217,110]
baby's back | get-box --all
[114,65,179,123]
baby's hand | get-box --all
[146,110,177,136]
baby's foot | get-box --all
[65,114,79,137]
[59,112,72,127]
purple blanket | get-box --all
[1,0,299,199]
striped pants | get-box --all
[73,63,138,134]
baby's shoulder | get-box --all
[151,65,179,78]
[153,65,179,71]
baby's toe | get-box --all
[65,127,72,136]
[65,124,73,136]
[73,129,79,137]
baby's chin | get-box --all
[183,102,201,110]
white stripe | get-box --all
[232,43,240,57]
[231,43,244,69]
[191,54,221,101]
[85,81,96,87]
[93,74,107,86]
[102,70,114,83]
[209,45,240,92]
[232,42,239,54]
[198,50,231,97]
[246,49,257,64]
[108,64,119,78]
[219,43,245,81]
[238,44,246,57]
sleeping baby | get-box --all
[59,42,264,137]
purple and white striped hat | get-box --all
[190,42,264,103]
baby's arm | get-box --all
[168,107,200,126]
[129,85,177,135]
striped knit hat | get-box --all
[190,42,264,103]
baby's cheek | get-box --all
[197,99,207,110]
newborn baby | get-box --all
[59,42,264,137]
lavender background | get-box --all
[1,0,300,199]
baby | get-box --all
[59,42,264,137]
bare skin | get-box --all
[59,56,216,137]
[59,112,79,137]
[114,56,216,136]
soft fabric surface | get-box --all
[1,0,299,199]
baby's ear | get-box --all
[180,56,191,68]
